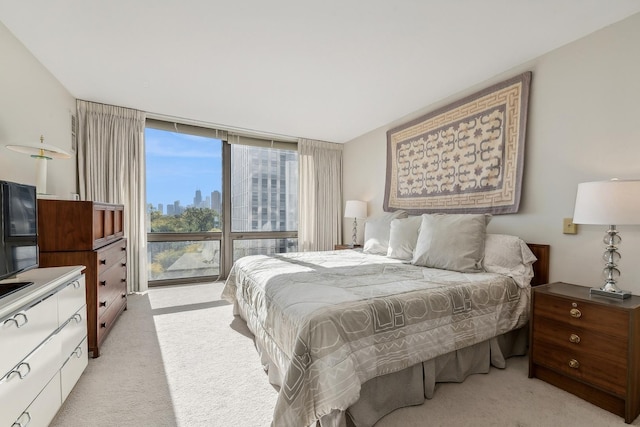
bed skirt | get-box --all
[246,305,528,427]
[345,326,528,427]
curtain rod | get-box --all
[146,111,299,143]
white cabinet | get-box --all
[0,266,87,427]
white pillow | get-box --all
[363,211,408,255]
[484,234,537,288]
[411,214,488,273]
[387,216,422,260]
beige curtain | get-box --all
[298,138,343,251]
[77,100,148,292]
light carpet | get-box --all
[51,282,638,427]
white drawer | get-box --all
[10,371,62,427]
[59,305,87,363]
[0,292,58,379]
[61,336,88,401]
[57,276,86,326]
[0,333,61,427]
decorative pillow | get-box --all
[484,234,537,288]
[411,214,488,273]
[363,211,408,255]
[387,216,422,260]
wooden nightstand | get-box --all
[334,244,362,250]
[529,282,640,423]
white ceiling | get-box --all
[2,1,640,143]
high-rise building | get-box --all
[194,189,202,208]
[211,190,221,213]
[167,204,175,215]
[230,145,298,258]
[158,203,163,215]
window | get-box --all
[145,125,223,284]
[145,120,298,285]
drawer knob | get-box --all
[72,346,83,358]
[570,308,582,318]
[569,359,580,369]
[100,322,107,328]
[99,301,108,307]
[100,280,106,286]
[569,334,581,344]
[100,259,107,265]
[9,362,31,380]
[4,312,29,328]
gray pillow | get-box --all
[363,211,408,255]
[411,214,488,272]
[387,216,422,260]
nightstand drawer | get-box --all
[533,292,629,338]
[532,339,627,397]
[532,316,627,364]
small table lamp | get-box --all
[6,135,71,194]
[572,179,640,299]
[344,200,367,248]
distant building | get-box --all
[158,203,163,215]
[211,190,221,212]
[194,189,202,208]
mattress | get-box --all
[221,250,530,426]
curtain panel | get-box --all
[298,139,343,252]
[77,100,148,292]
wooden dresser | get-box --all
[37,200,128,358]
[529,282,640,423]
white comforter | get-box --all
[221,250,530,426]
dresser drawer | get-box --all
[60,305,88,363]
[10,371,62,427]
[97,293,127,344]
[533,292,629,338]
[61,336,88,401]
[97,263,127,318]
[0,292,58,378]
[96,239,127,276]
[57,275,86,325]
[0,333,61,426]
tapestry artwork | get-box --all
[384,72,532,215]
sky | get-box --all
[145,128,222,210]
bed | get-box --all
[222,213,550,427]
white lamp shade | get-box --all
[344,200,367,219]
[573,179,640,225]
[6,136,71,159]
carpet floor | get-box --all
[50,282,639,427]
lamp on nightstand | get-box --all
[572,179,640,299]
[344,200,367,248]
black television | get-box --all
[0,180,38,285]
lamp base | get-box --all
[589,287,632,299]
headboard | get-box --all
[527,243,550,287]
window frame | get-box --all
[145,120,298,286]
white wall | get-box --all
[0,22,76,198]
[343,13,640,294]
